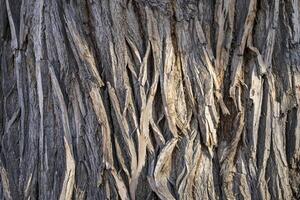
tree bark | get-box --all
[0,0,300,199]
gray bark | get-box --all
[0,0,300,199]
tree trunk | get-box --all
[0,0,300,199]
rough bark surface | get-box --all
[0,0,300,199]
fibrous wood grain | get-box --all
[0,0,300,199]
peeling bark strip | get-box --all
[0,0,300,199]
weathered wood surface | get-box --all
[0,0,300,199]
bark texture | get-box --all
[0,0,300,199]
